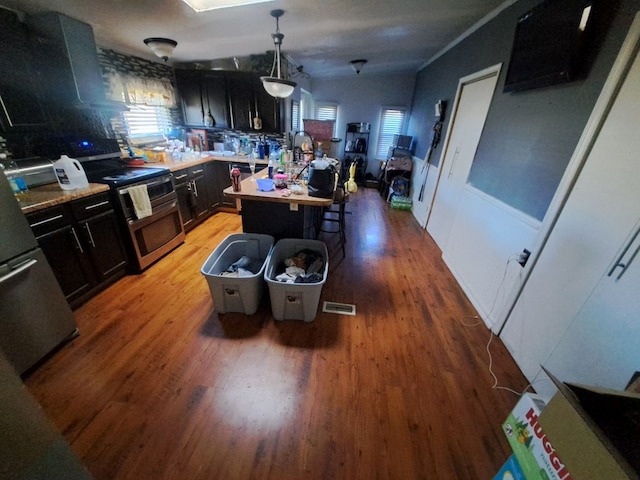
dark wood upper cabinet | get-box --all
[175,69,229,129]
[252,74,282,134]
[0,8,48,131]
[226,71,254,131]
[175,70,283,133]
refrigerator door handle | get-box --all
[0,258,38,285]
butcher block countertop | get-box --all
[223,169,334,207]
[18,183,110,214]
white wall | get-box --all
[310,72,416,175]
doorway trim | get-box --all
[425,63,502,230]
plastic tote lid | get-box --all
[53,155,89,190]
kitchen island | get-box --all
[223,170,334,240]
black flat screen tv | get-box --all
[503,0,595,92]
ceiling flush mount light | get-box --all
[261,9,296,99]
[144,37,178,62]
[182,0,274,12]
[350,59,368,75]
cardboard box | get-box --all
[494,454,527,480]
[502,393,569,480]
[502,370,640,480]
[537,370,640,480]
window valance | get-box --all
[106,72,175,107]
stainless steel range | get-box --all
[50,137,185,272]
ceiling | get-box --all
[2,0,512,79]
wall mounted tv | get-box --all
[503,0,595,92]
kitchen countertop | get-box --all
[223,169,334,207]
[161,153,269,172]
[18,183,110,214]
[18,154,270,214]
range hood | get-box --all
[25,12,127,111]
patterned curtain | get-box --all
[106,72,175,107]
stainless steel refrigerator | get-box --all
[0,175,78,375]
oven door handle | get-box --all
[127,200,179,226]
[119,176,172,195]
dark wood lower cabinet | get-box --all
[26,192,128,308]
[173,165,214,232]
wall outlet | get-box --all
[518,249,531,267]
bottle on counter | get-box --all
[267,156,274,179]
[230,165,241,192]
[1,157,28,194]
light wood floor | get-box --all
[25,187,529,479]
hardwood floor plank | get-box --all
[24,188,530,479]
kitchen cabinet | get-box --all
[227,72,282,133]
[0,8,48,131]
[226,72,254,131]
[252,74,282,134]
[26,192,128,308]
[175,70,229,129]
[173,166,210,232]
[175,70,282,133]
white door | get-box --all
[502,16,640,393]
[536,46,640,390]
[426,67,499,250]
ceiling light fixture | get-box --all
[144,37,178,62]
[350,59,368,75]
[182,0,274,12]
[261,9,296,99]
[286,55,310,80]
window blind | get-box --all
[124,105,173,140]
[314,103,338,122]
[292,100,300,132]
[376,108,407,159]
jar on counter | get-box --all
[274,173,288,189]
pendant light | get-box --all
[261,9,296,98]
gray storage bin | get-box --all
[201,233,274,314]
[264,238,329,322]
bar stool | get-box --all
[318,185,349,258]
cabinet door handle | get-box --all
[70,227,84,253]
[84,200,110,210]
[0,259,38,285]
[29,214,64,228]
[607,224,640,281]
[192,179,199,197]
[84,224,96,248]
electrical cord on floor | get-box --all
[459,254,536,396]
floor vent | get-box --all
[322,301,356,316]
